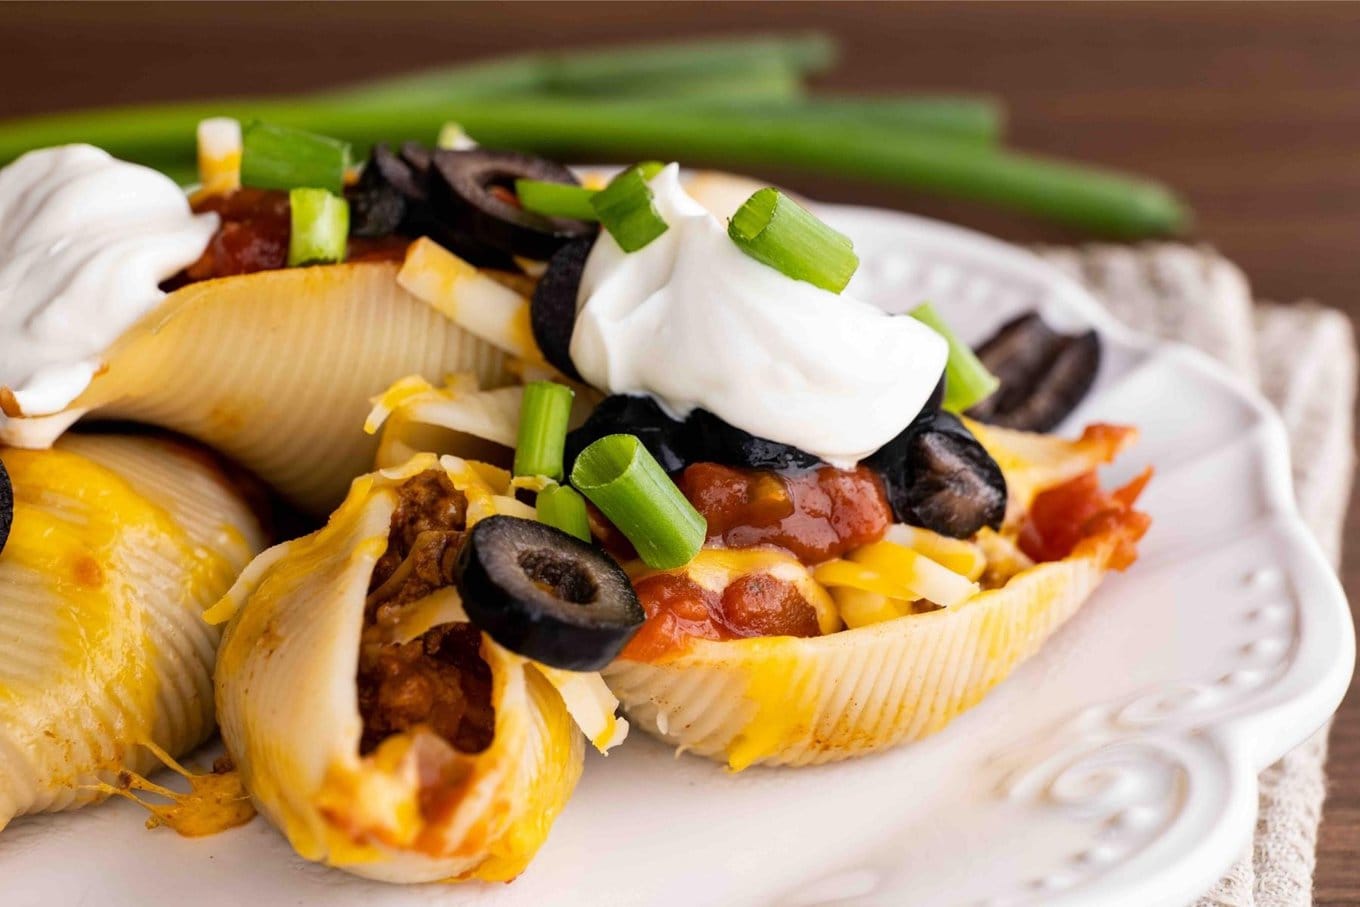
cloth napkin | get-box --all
[1037,244,1356,907]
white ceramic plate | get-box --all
[3,203,1352,907]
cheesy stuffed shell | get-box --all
[0,433,265,827]
[348,162,1151,771]
[602,420,1149,768]
[212,454,634,883]
[0,133,605,514]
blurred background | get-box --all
[2,2,1358,900]
[3,1,1358,304]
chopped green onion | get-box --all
[513,381,576,481]
[515,179,600,221]
[437,121,477,150]
[536,483,592,542]
[910,303,1000,413]
[728,188,858,292]
[240,121,351,194]
[590,163,668,252]
[287,189,349,267]
[571,434,706,569]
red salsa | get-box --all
[1019,467,1152,569]
[678,462,892,565]
[622,569,820,662]
[621,461,890,659]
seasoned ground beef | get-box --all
[357,470,495,756]
[369,469,469,593]
[357,623,494,755]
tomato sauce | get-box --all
[678,462,892,565]
[1019,468,1152,569]
[176,188,409,284]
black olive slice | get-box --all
[863,372,946,473]
[373,142,429,202]
[531,238,593,380]
[347,144,410,238]
[429,149,597,261]
[683,409,821,472]
[0,459,11,557]
[967,312,1101,432]
[873,411,1006,538]
[348,143,430,238]
[347,143,519,269]
[456,516,643,671]
[565,394,691,476]
[398,140,433,176]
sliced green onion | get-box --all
[437,120,477,150]
[536,483,592,542]
[571,434,706,569]
[287,189,349,267]
[240,121,351,194]
[590,163,668,252]
[910,303,1000,413]
[513,381,576,481]
[728,188,858,293]
[515,179,599,221]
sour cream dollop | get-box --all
[0,145,217,415]
[570,165,947,467]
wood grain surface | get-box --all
[1,2,1357,902]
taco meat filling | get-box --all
[358,470,494,758]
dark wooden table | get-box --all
[3,2,1358,901]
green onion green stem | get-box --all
[240,121,351,194]
[287,189,349,267]
[515,179,599,220]
[513,381,576,481]
[535,483,592,543]
[729,187,859,292]
[591,164,668,252]
[909,303,1000,413]
[571,434,706,569]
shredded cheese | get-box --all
[398,238,544,363]
[195,117,242,196]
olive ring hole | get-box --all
[518,549,599,605]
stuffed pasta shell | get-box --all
[0,433,266,828]
[0,261,515,516]
[213,455,630,883]
[602,420,1150,769]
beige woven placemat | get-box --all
[1039,244,1356,907]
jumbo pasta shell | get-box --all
[0,263,512,515]
[603,422,1145,769]
[604,540,1114,769]
[0,434,265,827]
[213,456,584,883]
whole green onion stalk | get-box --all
[0,32,1188,237]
